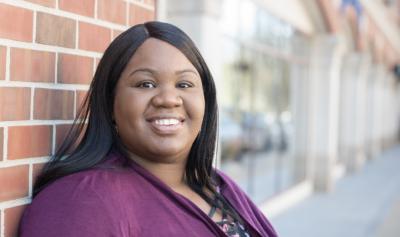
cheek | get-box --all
[186,94,205,126]
[113,92,144,128]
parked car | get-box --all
[219,111,243,161]
[241,112,273,152]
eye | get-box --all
[136,81,156,88]
[177,81,194,88]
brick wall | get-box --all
[0,1,155,236]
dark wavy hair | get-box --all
[33,21,218,198]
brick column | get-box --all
[0,1,155,236]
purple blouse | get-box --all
[19,153,277,237]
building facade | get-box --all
[0,0,399,236]
[0,1,155,236]
[159,0,400,216]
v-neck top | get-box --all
[208,194,251,237]
[19,152,278,237]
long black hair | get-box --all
[33,22,218,197]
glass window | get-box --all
[218,0,310,204]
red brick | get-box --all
[59,0,94,17]
[76,90,88,113]
[98,0,126,25]
[25,0,56,7]
[79,22,111,52]
[36,12,76,48]
[95,57,101,68]
[8,125,52,159]
[4,205,27,237]
[58,53,93,84]
[0,127,3,161]
[0,87,31,121]
[0,3,33,42]
[55,124,71,150]
[32,163,46,184]
[10,48,55,82]
[0,165,29,201]
[0,46,6,80]
[129,3,155,25]
[56,123,86,152]
[34,88,74,120]
[112,29,124,40]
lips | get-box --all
[146,116,185,135]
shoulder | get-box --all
[19,162,140,236]
[36,166,130,202]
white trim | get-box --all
[3,126,7,161]
[0,38,103,58]
[5,46,10,81]
[125,0,130,26]
[52,124,56,155]
[0,0,127,29]
[259,180,313,218]
[0,81,90,90]
[54,52,58,83]
[0,209,4,237]
[94,0,98,19]
[124,0,155,11]
[32,10,37,43]
[28,163,33,197]
[1,127,4,160]
[0,197,31,209]
[73,90,77,119]
[30,87,34,120]
[75,20,79,49]
[92,56,97,76]
[0,120,75,127]
[0,157,50,168]
[155,0,167,21]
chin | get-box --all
[149,145,190,160]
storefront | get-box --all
[160,0,313,204]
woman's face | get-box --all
[113,38,205,164]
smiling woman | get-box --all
[18,22,277,237]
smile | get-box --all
[154,119,180,126]
[147,117,185,135]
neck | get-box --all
[127,151,187,189]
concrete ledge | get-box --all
[260,180,313,218]
[333,163,346,181]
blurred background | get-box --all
[157,0,400,236]
[0,0,399,236]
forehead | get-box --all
[125,38,198,73]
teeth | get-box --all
[154,119,180,126]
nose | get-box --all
[151,86,183,108]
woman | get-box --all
[19,21,277,237]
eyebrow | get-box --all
[175,69,199,76]
[129,68,199,77]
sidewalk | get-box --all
[270,146,400,237]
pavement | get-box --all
[270,145,400,237]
